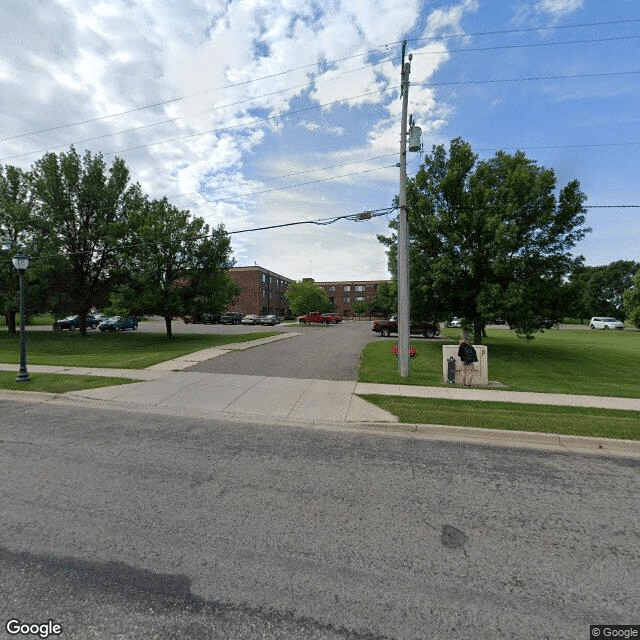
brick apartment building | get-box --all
[226,266,388,319]
[227,266,293,317]
[314,280,387,318]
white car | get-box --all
[241,314,261,325]
[589,317,624,330]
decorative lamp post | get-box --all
[12,252,30,382]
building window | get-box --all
[328,286,336,292]
[262,289,267,298]
[344,296,350,303]
[355,285,365,292]
[344,285,350,292]
[260,273,267,283]
[355,296,366,301]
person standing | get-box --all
[458,339,478,386]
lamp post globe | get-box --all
[12,252,30,382]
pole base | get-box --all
[16,372,31,382]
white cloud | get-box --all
[0,0,479,281]
[535,0,584,17]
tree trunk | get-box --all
[5,311,17,336]
[164,315,173,339]
[473,323,483,345]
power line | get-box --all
[167,154,398,201]
[0,89,383,162]
[416,69,640,88]
[413,34,640,58]
[2,18,638,143]
[6,63,639,164]
[191,164,397,205]
[5,206,397,265]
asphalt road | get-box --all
[1,401,638,639]
[186,321,388,380]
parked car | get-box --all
[99,316,139,331]
[220,312,243,325]
[372,318,440,338]
[298,311,332,324]
[53,314,100,331]
[322,313,342,324]
[241,314,261,325]
[446,317,461,328]
[183,313,221,324]
[590,316,624,330]
[259,315,280,325]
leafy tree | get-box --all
[582,261,637,320]
[30,147,143,334]
[352,300,370,317]
[379,138,589,342]
[112,197,238,338]
[0,165,34,334]
[285,280,332,316]
[369,280,397,317]
[623,269,640,329]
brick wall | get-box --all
[315,280,388,318]
[227,266,293,317]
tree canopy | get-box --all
[379,138,590,341]
[285,280,332,316]
[109,197,239,338]
[565,260,639,321]
[30,147,143,334]
[623,269,640,329]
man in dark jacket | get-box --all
[458,339,478,386]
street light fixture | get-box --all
[12,252,30,382]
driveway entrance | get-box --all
[186,321,378,380]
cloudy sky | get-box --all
[1,0,638,281]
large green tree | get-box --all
[379,138,590,342]
[285,280,332,316]
[111,197,239,338]
[623,269,640,329]
[369,280,397,317]
[566,260,639,321]
[0,165,33,334]
[30,147,143,334]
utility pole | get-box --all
[397,41,411,377]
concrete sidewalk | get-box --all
[1,334,639,457]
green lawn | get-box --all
[360,394,640,441]
[358,327,640,440]
[0,330,278,369]
[359,327,640,397]
[0,371,136,393]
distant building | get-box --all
[226,266,389,319]
[314,280,387,318]
[227,266,293,317]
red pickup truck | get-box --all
[298,311,331,324]
[372,318,440,338]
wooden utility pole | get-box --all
[397,41,411,377]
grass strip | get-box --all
[359,328,640,398]
[0,371,137,394]
[359,394,640,441]
[0,331,278,369]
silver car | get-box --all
[259,315,280,325]
[241,314,261,325]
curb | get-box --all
[3,390,639,458]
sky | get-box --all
[1,0,638,282]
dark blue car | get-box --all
[98,316,139,331]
